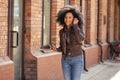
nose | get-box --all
[66,18,70,22]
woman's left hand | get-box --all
[73,18,79,25]
[50,44,57,51]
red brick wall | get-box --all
[82,0,97,44]
[86,0,91,43]
[99,0,107,43]
[82,0,117,44]
[25,0,42,51]
[25,0,31,51]
[107,0,115,42]
[24,0,120,80]
[84,43,108,67]
[37,53,63,80]
[90,0,98,44]
[51,0,64,46]
[84,45,99,67]
[24,50,63,80]
[0,0,119,80]
[24,0,42,79]
[114,0,120,40]
[102,43,109,60]
[0,57,14,80]
[0,1,14,80]
[24,52,37,80]
[81,0,110,67]
[0,0,8,56]
[82,0,87,41]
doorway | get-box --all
[8,0,24,80]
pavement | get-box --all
[81,60,120,80]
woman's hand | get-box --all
[50,44,57,51]
[73,18,79,25]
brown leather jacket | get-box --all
[57,24,85,58]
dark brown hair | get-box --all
[56,5,83,29]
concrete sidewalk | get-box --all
[81,60,120,80]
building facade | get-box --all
[0,0,120,80]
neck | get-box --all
[66,25,71,29]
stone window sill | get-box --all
[0,56,13,65]
[31,49,61,58]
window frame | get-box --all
[41,0,52,47]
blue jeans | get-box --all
[61,54,84,80]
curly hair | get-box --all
[56,5,83,29]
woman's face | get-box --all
[64,12,74,28]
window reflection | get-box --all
[42,0,51,46]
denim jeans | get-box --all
[61,54,84,80]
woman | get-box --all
[56,5,85,80]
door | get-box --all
[8,0,24,80]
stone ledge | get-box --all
[25,49,63,80]
[0,56,14,66]
[0,56,14,80]
[31,49,62,58]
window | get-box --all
[80,0,82,12]
[42,0,51,46]
[64,0,70,5]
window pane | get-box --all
[43,0,51,46]
[64,0,70,5]
[80,0,82,12]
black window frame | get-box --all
[64,0,70,5]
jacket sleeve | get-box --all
[72,24,85,43]
[56,46,62,52]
